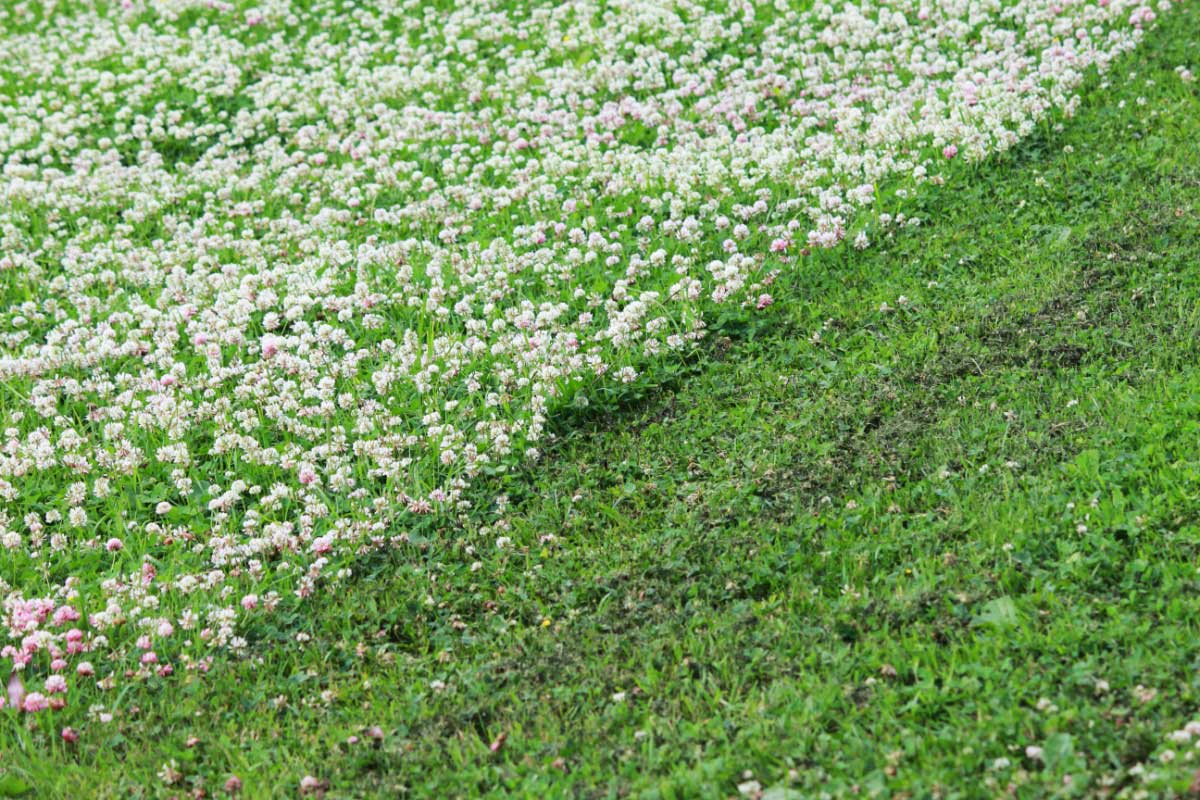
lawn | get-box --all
[2,1,1200,798]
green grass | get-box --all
[4,10,1200,800]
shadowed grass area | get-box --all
[3,9,1200,800]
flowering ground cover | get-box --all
[1,0,1199,796]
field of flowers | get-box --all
[1,0,1196,794]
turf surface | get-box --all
[3,7,1200,800]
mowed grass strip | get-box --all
[4,8,1200,800]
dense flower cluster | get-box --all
[0,0,1174,710]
